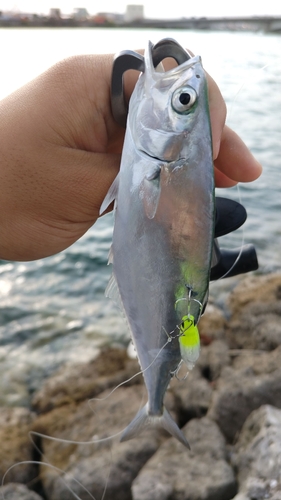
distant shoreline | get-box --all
[0,16,281,33]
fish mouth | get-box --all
[140,150,164,162]
[140,149,184,164]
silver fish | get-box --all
[101,40,215,448]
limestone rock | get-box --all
[230,345,281,374]
[197,303,227,343]
[3,273,281,500]
[197,340,230,380]
[169,366,213,422]
[231,405,281,499]
[32,384,170,500]
[132,417,237,500]
[0,483,44,500]
[225,274,281,351]
[0,407,37,485]
[208,367,281,442]
[234,405,281,483]
[32,348,140,413]
[227,273,281,316]
[226,301,281,351]
[230,494,249,500]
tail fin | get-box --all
[120,403,190,449]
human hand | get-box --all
[0,53,262,261]
[207,73,262,188]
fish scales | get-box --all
[102,40,215,447]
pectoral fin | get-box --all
[141,165,161,219]
[100,173,119,215]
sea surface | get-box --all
[0,28,280,406]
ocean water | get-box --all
[0,28,280,406]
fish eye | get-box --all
[171,86,197,114]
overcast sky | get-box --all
[1,0,281,18]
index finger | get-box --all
[214,125,262,187]
[207,72,227,160]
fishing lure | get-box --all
[179,314,200,371]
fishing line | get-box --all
[213,59,275,281]
[227,61,279,117]
[1,426,116,500]
[215,184,245,281]
[7,47,277,500]
[1,460,97,500]
[29,428,124,446]
[2,398,120,500]
[89,332,178,405]
[2,317,181,500]
[90,296,202,403]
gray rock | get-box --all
[0,407,37,485]
[168,340,230,424]
[208,367,281,442]
[230,495,249,500]
[197,340,230,380]
[234,405,281,482]
[0,483,44,500]
[226,303,281,351]
[196,303,227,342]
[230,345,281,375]
[231,405,281,499]
[226,274,281,351]
[32,347,140,413]
[227,274,281,316]
[3,274,281,500]
[271,494,281,500]
[132,476,173,500]
[169,365,213,421]
[49,437,160,500]
[231,477,281,500]
[33,384,167,500]
[132,417,237,500]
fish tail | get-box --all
[120,403,190,449]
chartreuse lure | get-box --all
[179,314,200,371]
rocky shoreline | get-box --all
[1,273,281,500]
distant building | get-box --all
[125,4,144,22]
[73,8,89,21]
[49,8,61,19]
[97,11,124,24]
